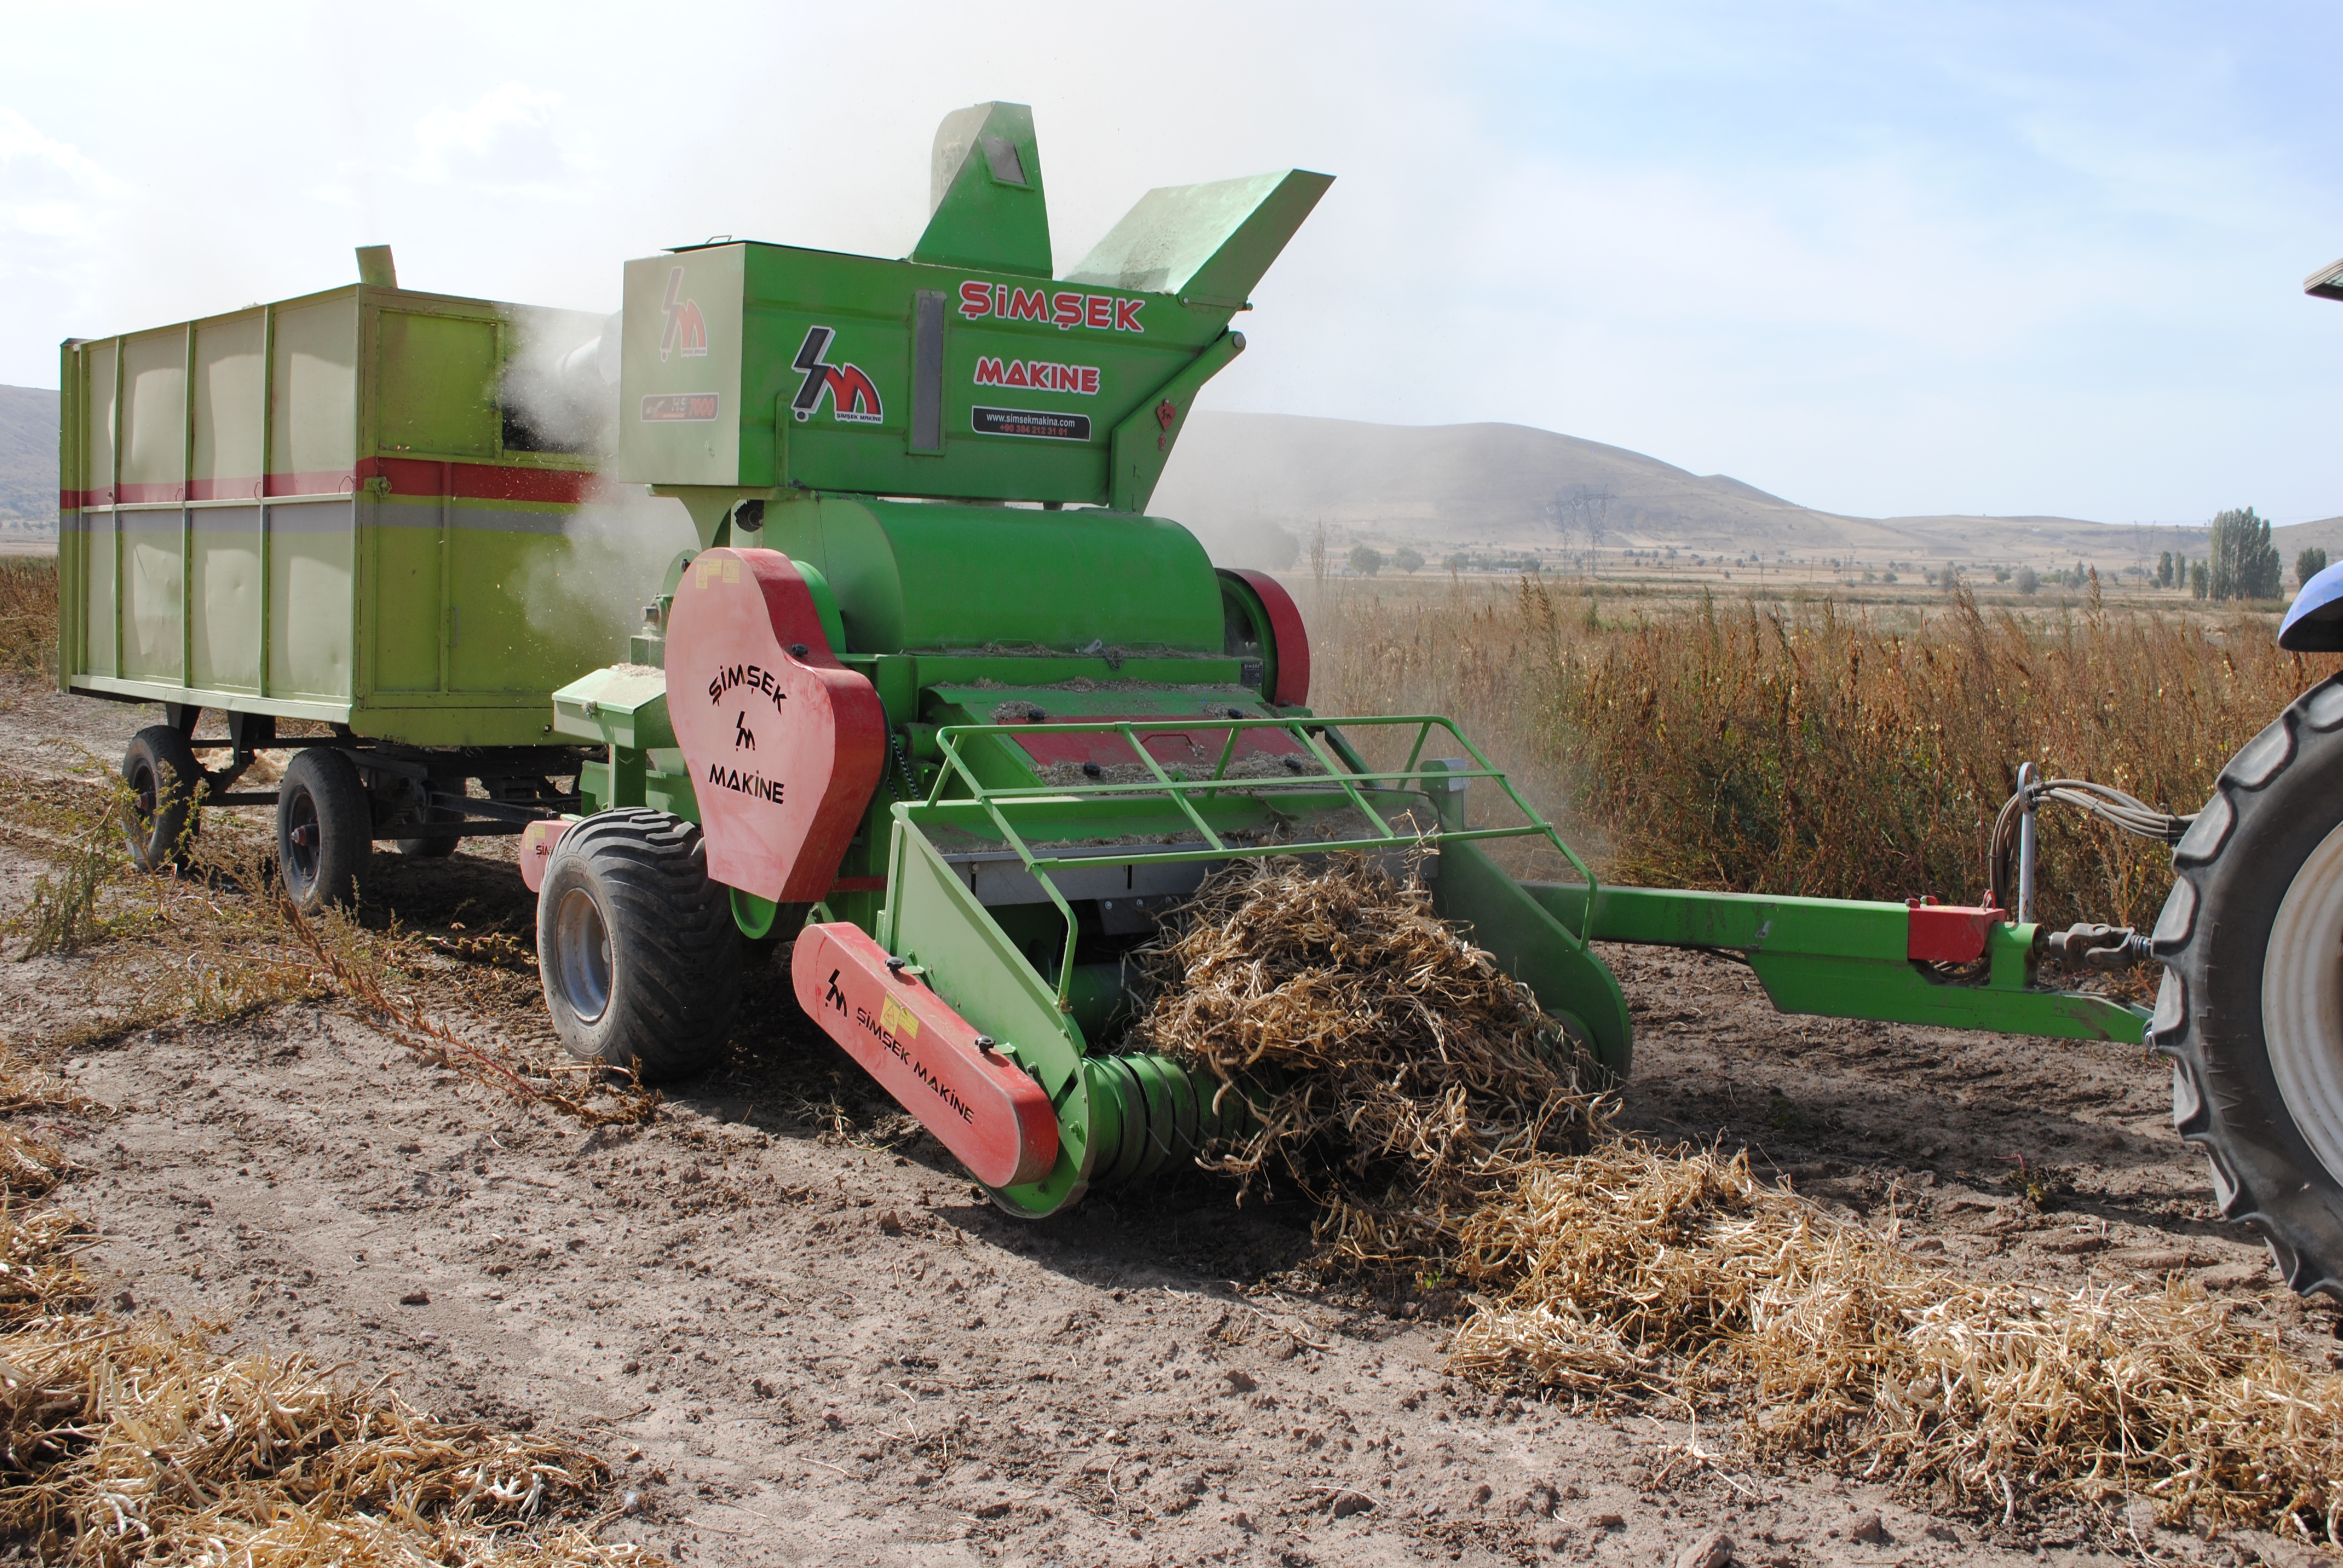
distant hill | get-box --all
[1157,413,1865,554]
[1156,411,2308,576]
[0,385,56,533]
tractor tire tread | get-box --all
[2151,673,2343,1298]
[539,809,739,1082]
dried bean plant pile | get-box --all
[1127,854,1600,1270]
[0,1054,644,1566]
[1139,858,2343,1543]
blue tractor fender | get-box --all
[2279,559,2343,652]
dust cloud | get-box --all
[496,308,695,661]
[500,307,620,457]
[516,478,698,661]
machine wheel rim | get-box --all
[553,887,614,1025]
[283,786,321,890]
[2261,814,2343,1187]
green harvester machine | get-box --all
[67,102,2158,1228]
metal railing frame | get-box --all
[898,713,1596,1010]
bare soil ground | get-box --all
[1,675,2335,1568]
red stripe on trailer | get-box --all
[1227,569,1310,705]
[1007,714,1305,773]
[187,479,267,501]
[71,474,361,504]
[357,458,598,505]
[64,464,593,508]
[1906,901,2007,964]
[791,922,1058,1188]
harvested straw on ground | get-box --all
[1448,1142,2343,1535]
[1127,852,1599,1264]
[1138,858,2343,1541]
[0,1050,642,1567]
[0,1204,643,1566]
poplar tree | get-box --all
[2209,508,2281,601]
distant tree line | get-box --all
[2145,509,2314,601]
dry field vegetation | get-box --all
[1141,858,2343,1546]
[0,559,660,1563]
[1306,571,2339,929]
[11,554,2343,1557]
[0,828,658,1565]
[0,558,57,678]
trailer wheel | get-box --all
[536,809,740,1081]
[277,747,372,912]
[393,803,463,859]
[121,726,205,871]
[2153,673,2343,1297]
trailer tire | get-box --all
[393,805,464,859]
[121,725,204,871]
[277,747,372,912]
[537,809,740,1082]
[2152,672,2343,1298]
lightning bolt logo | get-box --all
[658,266,707,362]
[791,325,839,420]
[790,326,885,425]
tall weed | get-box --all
[0,557,57,675]
[13,838,115,959]
[1309,578,2334,929]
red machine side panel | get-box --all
[517,818,573,893]
[791,922,1058,1188]
[666,547,886,903]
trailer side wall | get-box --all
[61,286,647,747]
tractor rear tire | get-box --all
[121,725,204,871]
[2152,673,2343,1297]
[277,747,373,912]
[537,809,741,1082]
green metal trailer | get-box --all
[58,249,624,901]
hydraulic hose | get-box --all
[1986,776,2194,917]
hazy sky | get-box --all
[3,1,2338,524]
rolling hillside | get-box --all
[0,385,56,532]
[1157,411,2333,573]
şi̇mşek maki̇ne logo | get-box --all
[789,325,884,424]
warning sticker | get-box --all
[641,393,720,422]
[972,406,1092,442]
[878,993,921,1041]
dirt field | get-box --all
[2,673,2335,1568]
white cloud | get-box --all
[0,105,126,377]
[407,81,592,196]
[0,106,125,196]
[0,105,125,243]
